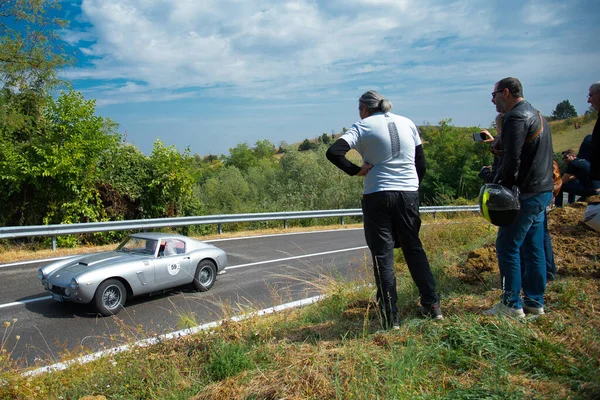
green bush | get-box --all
[205,341,253,381]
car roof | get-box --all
[129,232,191,241]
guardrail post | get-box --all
[340,216,344,226]
[218,224,222,235]
[433,212,437,221]
[52,236,57,251]
[284,220,287,229]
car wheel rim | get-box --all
[103,285,122,310]
[199,266,214,286]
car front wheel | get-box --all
[193,260,217,292]
[94,279,127,316]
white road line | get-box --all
[0,296,52,309]
[224,246,368,270]
[0,246,368,310]
[0,257,70,269]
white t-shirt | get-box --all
[340,112,421,194]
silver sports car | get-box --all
[38,233,227,316]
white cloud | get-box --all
[522,0,567,26]
[60,0,598,112]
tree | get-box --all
[97,143,151,221]
[200,166,250,215]
[318,133,331,145]
[224,142,257,171]
[1,0,71,93]
[142,140,198,218]
[0,90,120,226]
[551,100,577,120]
[253,139,276,160]
[583,105,598,123]
[298,138,318,151]
[419,120,493,204]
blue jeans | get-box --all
[519,209,556,281]
[555,179,600,207]
[496,191,552,308]
[543,212,556,280]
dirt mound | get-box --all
[547,202,600,278]
[459,246,498,284]
[457,201,600,279]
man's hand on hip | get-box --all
[356,162,373,176]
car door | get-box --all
[153,239,191,290]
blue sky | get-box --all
[56,0,600,156]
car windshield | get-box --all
[116,237,158,256]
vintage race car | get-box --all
[38,233,227,316]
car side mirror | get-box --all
[159,251,164,257]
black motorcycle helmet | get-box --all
[479,184,520,226]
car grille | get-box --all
[47,285,67,296]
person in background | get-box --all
[478,113,505,183]
[587,82,600,187]
[577,134,592,162]
[484,77,554,318]
[555,149,593,207]
[326,90,442,330]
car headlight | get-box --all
[38,269,45,280]
[64,288,71,296]
[70,278,79,290]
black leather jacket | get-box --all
[493,100,554,193]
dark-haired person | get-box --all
[555,149,593,207]
[588,82,600,188]
[326,90,442,329]
[485,77,554,318]
[479,113,557,281]
[577,134,592,163]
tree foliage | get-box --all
[97,143,150,221]
[551,100,577,120]
[298,138,318,151]
[223,140,276,172]
[0,90,120,226]
[419,120,494,204]
[0,0,71,92]
[318,133,331,145]
[142,141,199,218]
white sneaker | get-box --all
[523,305,545,315]
[483,302,525,319]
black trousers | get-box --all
[362,191,438,321]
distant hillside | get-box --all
[290,114,596,155]
[548,115,595,152]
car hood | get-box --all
[46,252,148,284]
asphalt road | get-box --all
[0,229,370,368]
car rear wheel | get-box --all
[94,279,127,316]
[193,260,217,292]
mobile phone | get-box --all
[473,131,486,142]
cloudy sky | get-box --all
[58,0,600,156]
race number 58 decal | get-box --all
[168,263,181,276]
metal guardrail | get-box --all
[0,206,480,250]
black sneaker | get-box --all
[381,313,400,330]
[392,314,400,330]
[421,302,444,320]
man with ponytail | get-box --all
[326,90,442,329]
